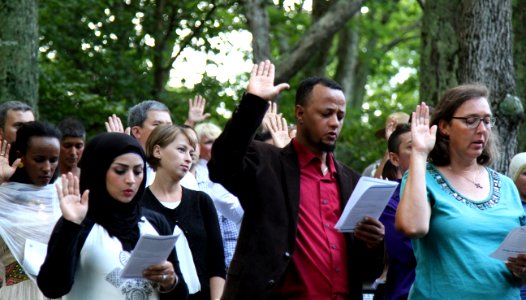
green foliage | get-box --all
[38,0,242,137]
[37,0,421,172]
[269,0,422,171]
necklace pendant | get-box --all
[474,182,483,189]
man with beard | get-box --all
[208,60,385,300]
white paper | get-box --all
[120,234,178,278]
[22,239,48,276]
[335,176,399,232]
[490,226,526,261]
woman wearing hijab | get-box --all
[0,121,62,299]
[37,132,188,299]
[141,125,225,300]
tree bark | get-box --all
[419,0,460,105]
[334,26,359,108]
[304,0,335,77]
[242,0,271,63]
[274,0,364,84]
[420,0,518,173]
[513,0,526,151]
[0,0,38,110]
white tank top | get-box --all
[65,217,161,300]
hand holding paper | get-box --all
[335,177,398,232]
[490,226,526,261]
[354,217,385,248]
[490,226,526,278]
[121,234,178,279]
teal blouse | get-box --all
[402,163,525,300]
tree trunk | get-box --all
[274,0,364,84]
[304,0,335,77]
[419,0,460,105]
[242,0,271,63]
[513,0,526,151]
[420,0,518,173]
[0,0,38,110]
[334,26,359,108]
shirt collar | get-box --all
[292,138,337,174]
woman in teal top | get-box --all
[396,84,526,300]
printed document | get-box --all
[121,234,178,278]
[335,176,398,232]
[490,226,526,261]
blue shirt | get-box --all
[195,159,242,268]
[402,164,525,300]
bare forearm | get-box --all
[210,276,225,300]
[395,153,431,238]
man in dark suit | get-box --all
[208,60,384,300]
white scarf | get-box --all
[0,182,61,283]
[173,225,200,294]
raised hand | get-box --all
[411,103,437,156]
[56,172,89,225]
[247,60,290,101]
[105,114,131,135]
[263,112,291,148]
[185,95,211,127]
[261,101,278,131]
[0,140,20,183]
[385,116,398,140]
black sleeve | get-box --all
[208,93,269,200]
[143,209,189,300]
[37,217,91,298]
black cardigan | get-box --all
[141,187,226,300]
[37,208,188,299]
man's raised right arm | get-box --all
[207,60,289,195]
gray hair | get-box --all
[0,101,33,130]
[127,100,170,129]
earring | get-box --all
[18,162,24,168]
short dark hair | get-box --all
[295,77,343,106]
[387,123,411,154]
[58,117,86,139]
[12,121,61,158]
[9,121,61,184]
[428,84,496,166]
[0,101,33,129]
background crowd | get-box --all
[0,60,524,300]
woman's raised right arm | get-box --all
[395,103,436,238]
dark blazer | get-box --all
[208,93,383,300]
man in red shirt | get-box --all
[209,60,384,300]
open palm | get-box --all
[56,173,89,225]
[411,103,437,155]
[246,60,289,101]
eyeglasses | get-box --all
[451,116,495,129]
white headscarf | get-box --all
[508,152,526,183]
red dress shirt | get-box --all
[277,139,349,299]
